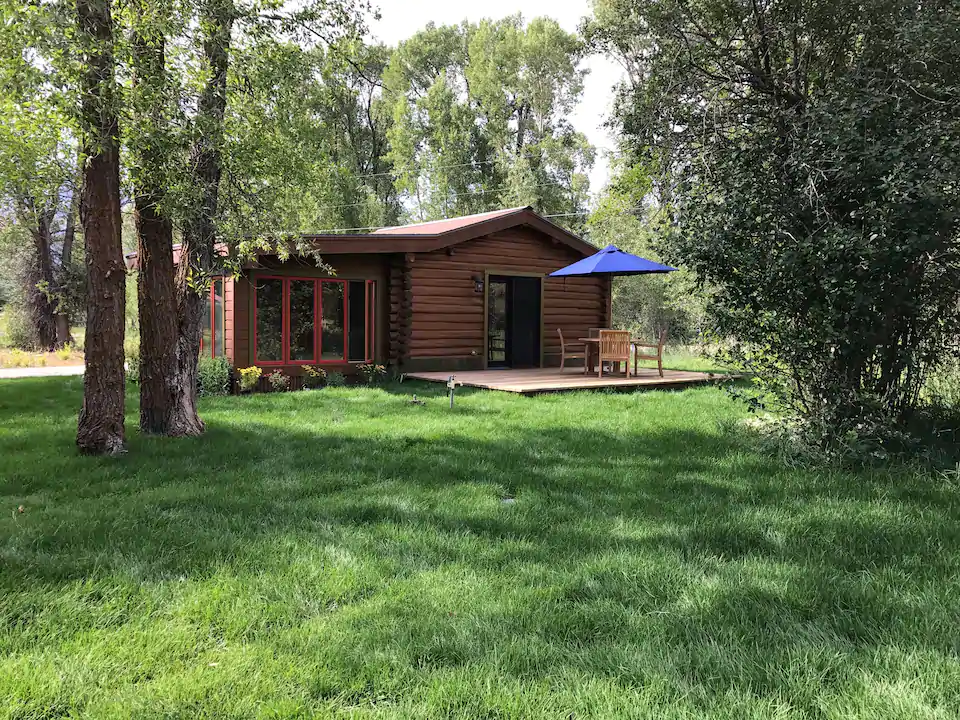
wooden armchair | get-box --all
[597,330,631,378]
[557,328,586,372]
[633,328,667,377]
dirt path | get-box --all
[0,365,85,379]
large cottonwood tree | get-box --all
[383,16,594,227]
[129,0,180,434]
[75,0,126,454]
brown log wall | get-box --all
[408,228,607,366]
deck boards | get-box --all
[405,367,726,394]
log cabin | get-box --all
[130,207,611,375]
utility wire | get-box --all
[304,208,646,234]
[347,144,615,182]
[309,180,573,216]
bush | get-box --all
[926,359,960,410]
[357,363,387,385]
[1,305,37,350]
[267,369,290,392]
[198,356,231,396]
[125,347,140,385]
[326,371,346,387]
[600,0,960,455]
[55,343,73,361]
[238,366,262,393]
[302,365,327,389]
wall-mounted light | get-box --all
[471,274,484,293]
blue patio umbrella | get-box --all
[549,244,677,277]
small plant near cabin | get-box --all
[198,356,231,396]
[267,369,291,392]
[326,371,346,388]
[302,365,327,389]
[239,366,262,393]
[357,363,387,385]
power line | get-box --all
[303,208,646,234]
[310,180,573,216]
[348,145,612,181]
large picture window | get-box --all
[200,278,226,359]
[254,276,376,365]
[289,280,316,362]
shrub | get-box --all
[302,365,327,389]
[602,0,960,455]
[198,356,231,396]
[357,363,387,385]
[267,369,290,392]
[6,349,28,368]
[55,343,73,361]
[926,359,960,410]
[238,366,262,393]
[125,347,140,385]
[326,371,346,387]
[2,305,36,350]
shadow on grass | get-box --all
[1,377,959,714]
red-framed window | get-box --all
[253,276,376,365]
[199,278,225,359]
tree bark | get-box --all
[25,205,59,350]
[56,189,79,348]
[132,13,179,435]
[76,0,125,455]
[169,0,234,436]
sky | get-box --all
[368,0,625,200]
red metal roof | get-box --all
[371,207,529,235]
[127,207,598,264]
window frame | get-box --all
[254,275,374,366]
[200,278,226,360]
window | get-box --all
[321,281,345,360]
[347,281,366,361]
[254,276,376,365]
[213,279,225,357]
[289,280,315,361]
[200,279,226,359]
[256,278,284,362]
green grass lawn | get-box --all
[1,378,958,719]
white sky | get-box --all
[368,0,625,200]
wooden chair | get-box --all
[633,328,667,378]
[557,328,587,373]
[597,330,631,378]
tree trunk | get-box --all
[56,183,80,348]
[76,0,125,455]
[17,200,60,350]
[168,0,234,436]
[132,12,179,435]
[136,197,178,433]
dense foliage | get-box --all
[197,356,231,396]
[383,16,594,230]
[588,0,960,449]
[588,163,709,342]
[0,3,84,349]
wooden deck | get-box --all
[405,367,727,394]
